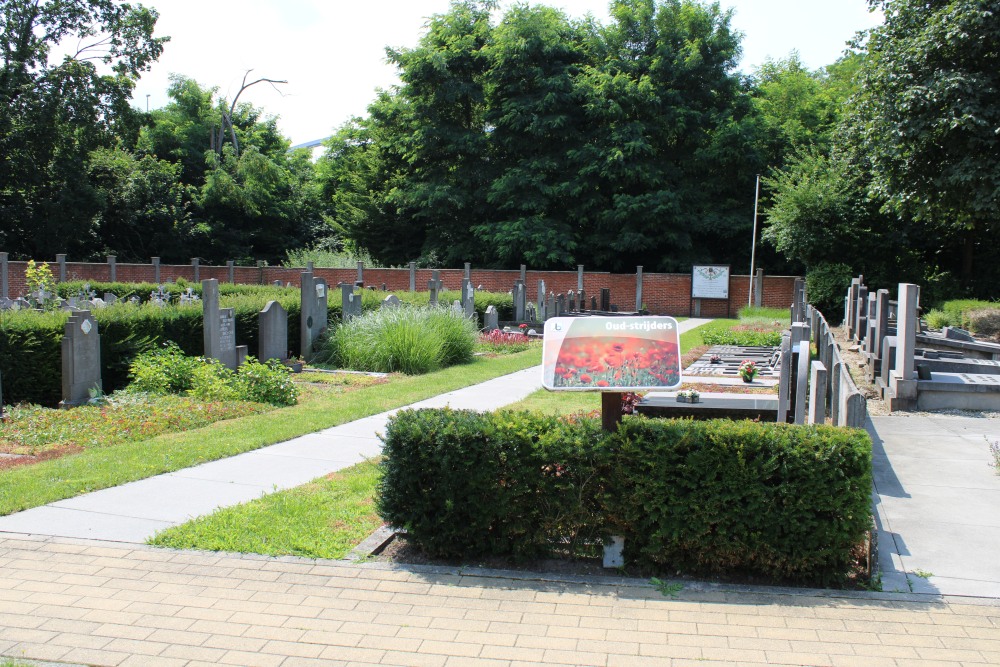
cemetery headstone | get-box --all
[891,283,918,401]
[943,326,975,342]
[484,305,499,331]
[409,261,416,292]
[556,293,566,317]
[537,280,546,319]
[525,302,537,322]
[382,294,402,309]
[520,264,527,283]
[591,295,598,311]
[301,273,329,361]
[513,280,526,321]
[451,299,463,315]
[776,333,792,423]
[545,292,556,322]
[191,257,199,282]
[227,260,235,283]
[808,360,828,425]
[794,340,810,424]
[854,285,869,344]
[462,279,475,319]
[600,288,610,312]
[59,310,102,408]
[57,254,67,282]
[428,270,442,307]
[152,257,160,284]
[568,290,576,312]
[108,255,117,282]
[202,279,238,370]
[339,282,361,321]
[273,280,283,286]
[578,288,586,312]
[259,300,288,363]
[103,293,117,305]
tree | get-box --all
[850,0,1000,285]
[0,0,166,258]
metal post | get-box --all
[748,174,761,306]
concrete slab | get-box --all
[870,414,1000,598]
[167,450,358,488]
[0,506,172,542]
[50,474,269,523]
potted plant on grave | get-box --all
[676,389,700,403]
[738,360,758,383]
[709,354,722,364]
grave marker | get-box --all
[545,292,556,322]
[600,288,610,312]
[59,310,102,408]
[409,261,416,291]
[537,280,546,319]
[891,283,919,402]
[57,254,67,282]
[484,305,499,331]
[202,279,238,370]
[794,340,810,424]
[107,255,116,282]
[301,272,329,361]
[776,333,792,423]
[808,361,828,425]
[513,280,526,321]
[428,270,442,307]
[152,257,160,284]
[462,279,475,319]
[636,265,644,312]
[259,300,288,363]
[382,294,402,309]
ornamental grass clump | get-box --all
[328,307,477,375]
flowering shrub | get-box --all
[476,329,536,355]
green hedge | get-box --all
[701,327,783,347]
[378,410,872,586]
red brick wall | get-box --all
[2,259,800,317]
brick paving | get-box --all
[2,534,999,666]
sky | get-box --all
[132,0,884,147]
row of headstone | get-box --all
[812,306,868,427]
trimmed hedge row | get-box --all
[378,410,873,586]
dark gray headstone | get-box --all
[579,288,586,312]
[943,326,975,342]
[301,272,330,361]
[545,292,556,322]
[636,266,644,312]
[484,305,499,331]
[462,279,475,319]
[777,333,792,423]
[152,257,160,284]
[600,288,610,312]
[60,310,102,408]
[794,340,810,424]
[525,302,537,322]
[537,280,546,318]
[382,294,401,309]
[103,293,117,305]
[202,279,238,370]
[428,270,442,307]
[259,300,288,363]
[513,281,526,321]
[808,360,828,425]
[409,261,416,292]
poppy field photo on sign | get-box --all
[542,317,682,391]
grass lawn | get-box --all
[0,348,541,516]
[150,459,382,558]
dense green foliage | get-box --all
[325,307,478,374]
[700,327,782,347]
[762,0,1000,300]
[323,0,768,272]
[127,344,298,406]
[379,409,873,584]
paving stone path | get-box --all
[1,533,999,667]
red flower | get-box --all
[596,380,610,387]
[579,374,593,384]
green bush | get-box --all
[378,408,611,560]
[738,306,790,325]
[927,299,1000,331]
[806,263,854,324]
[327,307,477,374]
[126,348,297,406]
[701,327,782,347]
[967,309,1000,339]
[379,411,873,585]
[128,342,201,394]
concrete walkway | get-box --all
[870,414,1000,598]
[1,533,998,667]
[0,317,713,545]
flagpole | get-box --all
[748,174,761,307]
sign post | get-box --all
[542,316,682,432]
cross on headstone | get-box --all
[428,270,442,307]
[461,279,475,319]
